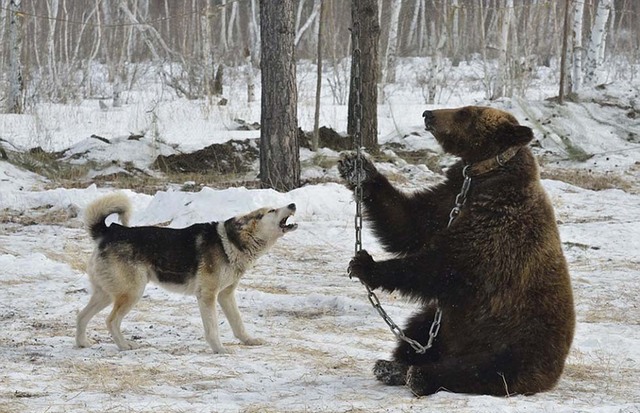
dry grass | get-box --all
[9,148,93,182]
[0,205,79,226]
[42,242,89,273]
[540,168,635,193]
[60,358,234,395]
[562,349,639,401]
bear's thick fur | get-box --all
[338,106,575,396]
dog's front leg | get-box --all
[197,291,230,354]
[218,285,264,346]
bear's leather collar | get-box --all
[466,146,521,176]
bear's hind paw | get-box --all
[373,359,408,386]
[406,365,438,396]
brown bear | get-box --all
[338,106,575,396]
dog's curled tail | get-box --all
[84,193,132,240]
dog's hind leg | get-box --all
[219,285,264,346]
[197,290,230,354]
[76,286,112,348]
[106,290,143,350]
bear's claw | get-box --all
[373,359,408,386]
[337,153,378,188]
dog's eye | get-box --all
[268,209,276,213]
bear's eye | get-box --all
[456,108,472,120]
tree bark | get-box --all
[381,0,402,85]
[259,0,300,191]
[312,0,325,152]
[585,0,613,86]
[571,0,585,93]
[491,0,513,100]
[558,0,571,104]
[295,0,321,47]
[6,0,24,114]
[348,0,380,151]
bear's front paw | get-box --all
[406,365,437,396]
[373,359,408,386]
[348,250,380,289]
[337,153,379,189]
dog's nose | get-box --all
[422,110,435,125]
[288,203,296,211]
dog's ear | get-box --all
[224,217,244,248]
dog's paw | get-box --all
[242,337,265,346]
[211,345,234,354]
[406,365,436,396]
[348,250,380,289]
[373,359,408,386]
[116,340,141,351]
[337,153,378,188]
[75,337,92,348]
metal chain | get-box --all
[352,18,364,257]
[448,165,472,228]
[351,17,441,355]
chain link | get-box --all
[448,165,472,228]
[350,17,441,354]
[352,19,364,261]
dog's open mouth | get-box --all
[279,215,298,232]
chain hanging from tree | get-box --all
[350,13,441,355]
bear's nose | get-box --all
[288,203,296,211]
[422,110,434,125]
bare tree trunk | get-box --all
[249,0,260,54]
[492,0,513,100]
[295,0,321,47]
[381,0,402,86]
[46,0,60,100]
[450,0,460,66]
[313,0,325,152]
[227,1,239,50]
[202,0,215,98]
[0,5,6,71]
[244,47,256,103]
[558,0,571,104]
[348,0,380,151]
[245,0,259,103]
[6,0,24,114]
[571,0,585,93]
[259,0,300,191]
[427,17,447,104]
[406,0,421,53]
[585,0,613,86]
[220,0,228,54]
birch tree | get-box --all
[295,0,321,47]
[46,0,60,99]
[6,0,24,114]
[201,0,215,98]
[450,0,461,65]
[381,0,402,85]
[571,0,585,93]
[584,0,613,86]
[491,0,514,100]
[312,0,325,151]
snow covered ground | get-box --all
[1,61,639,412]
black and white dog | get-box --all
[76,192,297,353]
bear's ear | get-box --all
[497,123,534,146]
